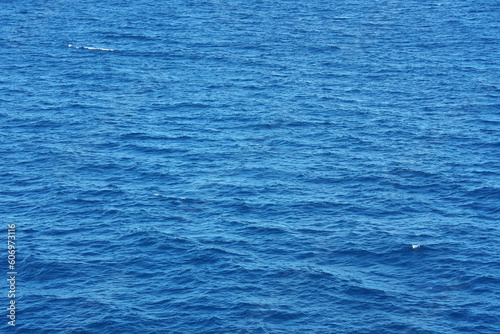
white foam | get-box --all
[154,194,187,200]
[68,44,114,51]
[270,71,287,77]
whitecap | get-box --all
[68,44,114,51]
[154,193,187,200]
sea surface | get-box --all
[1,0,500,333]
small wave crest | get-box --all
[68,44,114,51]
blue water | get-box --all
[1,0,500,333]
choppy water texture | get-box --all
[1,0,500,333]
